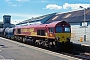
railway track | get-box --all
[75,52,90,60]
[61,51,90,60]
[1,37,90,60]
[20,40,90,60]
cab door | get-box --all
[48,27,55,39]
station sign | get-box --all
[80,22,88,28]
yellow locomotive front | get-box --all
[55,21,71,43]
[55,26,71,43]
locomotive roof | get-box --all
[14,24,37,28]
[15,20,68,28]
[47,20,69,27]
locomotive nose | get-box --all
[62,36,64,38]
[55,33,71,43]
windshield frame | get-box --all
[55,25,71,33]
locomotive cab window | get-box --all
[37,30,45,36]
[49,28,54,33]
[64,26,70,33]
[56,26,62,33]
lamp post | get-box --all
[80,6,86,41]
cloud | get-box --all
[44,3,90,11]
[5,0,30,2]
[4,0,30,6]
[40,0,48,2]
[44,4,62,10]
[9,13,41,19]
[63,3,90,10]
[5,0,19,6]
[11,4,18,6]
[5,0,10,2]
[11,19,33,24]
[10,13,41,24]
[36,0,48,3]
[5,0,12,4]
[16,0,30,2]
[11,19,24,24]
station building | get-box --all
[3,15,11,28]
[2,15,15,28]
[16,8,90,41]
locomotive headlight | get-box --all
[56,37,60,41]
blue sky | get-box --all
[0,0,90,24]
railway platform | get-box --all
[71,39,90,53]
[71,39,90,46]
[0,37,81,60]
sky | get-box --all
[0,0,90,24]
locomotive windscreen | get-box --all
[55,26,70,33]
[56,26,62,33]
[64,26,70,33]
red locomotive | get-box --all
[14,20,72,51]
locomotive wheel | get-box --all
[23,37,26,43]
[10,37,13,39]
[35,40,41,46]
